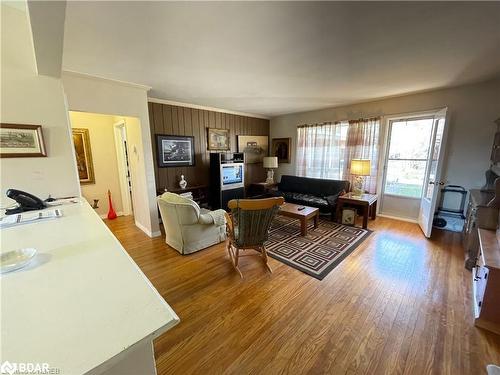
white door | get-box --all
[418,108,448,237]
[379,116,436,221]
[114,121,133,216]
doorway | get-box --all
[379,114,441,222]
[69,111,139,219]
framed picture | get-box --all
[271,137,291,164]
[237,135,269,164]
[0,123,47,158]
[207,128,230,150]
[72,128,95,184]
[156,134,195,167]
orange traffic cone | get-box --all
[107,190,117,220]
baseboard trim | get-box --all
[377,213,418,224]
[134,220,161,238]
[150,230,161,238]
[135,220,151,237]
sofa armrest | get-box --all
[198,214,213,225]
[198,209,226,226]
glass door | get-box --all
[379,116,435,220]
[418,108,448,237]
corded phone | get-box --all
[4,189,47,215]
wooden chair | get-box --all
[225,197,284,278]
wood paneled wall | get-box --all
[148,102,270,191]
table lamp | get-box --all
[263,156,278,184]
[350,159,371,196]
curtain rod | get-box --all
[298,116,381,128]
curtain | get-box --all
[296,118,380,193]
[296,122,348,179]
[343,118,380,194]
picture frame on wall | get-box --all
[156,134,195,168]
[271,137,291,164]
[72,128,95,184]
[237,135,269,164]
[0,123,47,158]
[207,128,230,150]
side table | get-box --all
[336,193,377,229]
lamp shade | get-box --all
[263,156,278,169]
[350,159,371,176]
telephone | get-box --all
[5,189,47,215]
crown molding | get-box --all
[62,70,152,91]
[148,97,270,120]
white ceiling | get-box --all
[62,1,500,117]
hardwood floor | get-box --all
[105,216,500,374]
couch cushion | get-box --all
[297,194,329,208]
[324,191,343,206]
[282,192,329,208]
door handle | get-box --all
[438,181,445,186]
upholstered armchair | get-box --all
[157,192,226,255]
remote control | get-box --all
[298,206,306,211]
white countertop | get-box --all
[0,201,179,374]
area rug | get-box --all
[265,216,371,280]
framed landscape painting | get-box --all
[156,134,195,167]
[0,123,47,158]
[237,135,269,164]
[271,137,291,163]
[72,128,95,184]
[207,128,230,150]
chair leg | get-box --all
[228,243,243,278]
[228,242,272,278]
[260,246,273,274]
[234,248,243,278]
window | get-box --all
[384,118,434,198]
[296,122,348,180]
[296,118,380,193]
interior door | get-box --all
[418,108,448,237]
[113,122,133,216]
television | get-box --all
[221,163,244,190]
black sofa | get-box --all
[274,175,350,218]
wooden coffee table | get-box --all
[278,202,319,236]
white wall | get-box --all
[62,72,160,237]
[69,111,124,217]
[0,3,80,206]
[270,78,500,192]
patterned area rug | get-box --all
[266,216,371,280]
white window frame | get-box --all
[376,109,446,202]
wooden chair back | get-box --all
[227,197,284,248]
[228,197,284,211]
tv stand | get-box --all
[209,153,245,210]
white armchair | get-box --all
[157,192,226,254]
